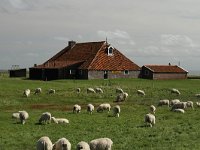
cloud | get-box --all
[53,36,70,42]
[97,30,131,40]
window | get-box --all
[124,70,129,75]
[69,69,76,75]
[145,70,149,75]
[107,46,113,56]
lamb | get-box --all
[186,101,194,109]
[137,90,145,96]
[48,89,55,94]
[76,88,81,93]
[113,105,120,117]
[19,110,29,124]
[171,88,181,95]
[51,117,69,124]
[87,104,94,114]
[76,141,90,150]
[53,138,71,150]
[150,105,156,114]
[158,99,170,107]
[39,112,51,124]
[144,113,155,127]
[97,103,111,113]
[173,108,185,113]
[23,89,30,97]
[87,88,96,93]
[171,102,187,110]
[170,99,180,106]
[36,136,53,150]
[116,88,124,94]
[95,88,103,94]
[34,88,42,94]
[89,138,113,150]
[73,104,81,113]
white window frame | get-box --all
[124,70,129,75]
[107,46,113,56]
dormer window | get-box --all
[107,46,114,56]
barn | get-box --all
[141,65,188,80]
[9,68,26,78]
[29,41,141,80]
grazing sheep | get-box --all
[158,99,170,107]
[48,89,55,94]
[171,88,181,95]
[144,113,155,127]
[53,138,71,150]
[137,90,145,96]
[97,103,111,113]
[150,105,156,114]
[113,105,121,117]
[173,109,185,113]
[51,117,69,124]
[23,89,30,97]
[89,138,113,150]
[73,104,81,113]
[77,141,90,150]
[123,92,128,100]
[87,88,96,93]
[39,112,51,124]
[170,99,180,106]
[76,88,81,93]
[34,88,42,94]
[186,101,194,109]
[195,94,200,97]
[115,92,128,102]
[171,102,187,110]
[116,88,124,94]
[12,112,20,119]
[87,104,94,114]
[95,88,103,94]
[36,136,53,150]
[19,110,29,124]
[196,102,200,107]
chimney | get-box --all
[68,41,76,49]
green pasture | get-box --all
[0,76,200,150]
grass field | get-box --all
[0,76,200,150]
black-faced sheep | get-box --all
[39,112,51,124]
[87,104,94,114]
[73,104,81,113]
[36,136,53,150]
[53,138,71,150]
[113,105,121,117]
[144,113,155,127]
[76,141,90,150]
[97,103,111,113]
[19,110,29,124]
[89,138,113,150]
[34,88,42,94]
[48,89,55,94]
[76,88,81,93]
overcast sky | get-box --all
[0,0,200,72]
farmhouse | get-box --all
[141,65,188,80]
[29,41,140,80]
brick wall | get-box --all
[153,73,187,80]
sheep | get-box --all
[195,94,200,97]
[12,112,20,119]
[171,88,181,95]
[116,87,124,94]
[196,102,200,107]
[39,112,51,124]
[19,110,29,124]
[97,103,111,113]
[113,105,120,117]
[53,138,71,150]
[87,88,96,93]
[87,104,94,114]
[186,101,194,109]
[23,89,30,97]
[137,90,145,96]
[171,102,187,110]
[158,99,170,107]
[95,88,103,94]
[51,117,69,124]
[76,141,90,150]
[76,88,81,93]
[48,89,55,94]
[173,109,185,113]
[36,136,53,150]
[115,92,128,102]
[34,88,42,94]
[150,105,156,114]
[73,104,81,113]
[89,138,113,150]
[144,113,155,127]
[170,99,180,106]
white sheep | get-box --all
[195,94,200,97]
[144,113,155,127]
[116,88,124,94]
[173,109,185,113]
[51,117,69,124]
[171,88,181,95]
[95,87,103,94]
[89,138,113,150]
[158,99,170,107]
[186,101,194,109]
[196,102,200,107]
[113,105,120,117]
[76,141,90,150]
[170,99,180,106]
[87,88,96,93]
[12,112,20,119]
[19,110,29,124]
[76,88,81,93]
[23,89,30,97]
[36,136,53,150]
[34,88,42,94]
[73,104,81,113]
[97,103,111,113]
[53,138,71,150]
[87,104,94,114]
[137,90,145,96]
[115,92,128,102]
[150,105,156,114]
[39,112,51,124]
[171,102,187,110]
[48,89,55,94]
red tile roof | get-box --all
[144,65,188,73]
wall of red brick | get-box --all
[153,73,187,80]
